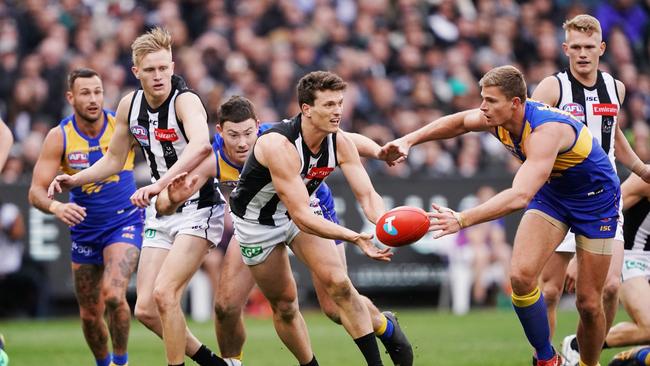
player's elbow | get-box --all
[27,187,37,206]
[196,142,213,159]
[290,210,315,234]
[510,190,534,210]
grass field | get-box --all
[0,308,630,365]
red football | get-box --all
[375,206,430,247]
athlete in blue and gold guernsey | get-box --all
[380,65,619,366]
[29,68,142,366]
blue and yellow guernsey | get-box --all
[495,100,619,197]
[495,100,620,236]
[60,110,137,227]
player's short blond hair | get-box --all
[563,14,602,39]
[479,65,527,102]
[131,27,172,66]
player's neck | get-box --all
[570,67,598,88]
[502,106,526,137]
[143,89,170,109]
[301,118,328,154]
[75,113,105,138]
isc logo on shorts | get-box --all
[241,246,262,258]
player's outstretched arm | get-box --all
[259,133,392,262]
[48,94,136,197]
[337,132,385,224]
[429,124,565,237]
[378,109,488,164]
[0,118,13,171]
[155,153,216,215]
[29,128,87,226]
[621,173,650,210]
[130,92,212,208]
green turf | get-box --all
[0,308,630,365]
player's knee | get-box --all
[153,286,177,313]
[214,299,242,322]
[102,289,127,311]
[575,293,602,320]
[509,268,537,295]
[541,282,563,306]
[602,277,621,302]
[272,298,299,323]
[79,305,103,324]
[134,301,157,326]
[324,276,353,303]
[320,303,341,324]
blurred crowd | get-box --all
[0,0,649,183]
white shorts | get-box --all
[556,196,624,253]
[621,251,650,282]
[142,203,225,250]
[232,213,300,266]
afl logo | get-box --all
[68,151,89,169]
[130,126,149,147]
[562,103,585,117]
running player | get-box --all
[47,29,229,366]
[29,68,142,366]
[157,95,412,366]
[230,71,391,366]
[531,15,650,365]
[380,65,620,366]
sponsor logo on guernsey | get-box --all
[383,215,398,236]
[68,151,90,169]
[305,167,334,180]
[144,229,156,238]
[154,128,179,142]
[592,103,618,116]
[561,103,585,117]
[241,245,263,258]
[130,125,149,147]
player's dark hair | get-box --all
[217,95,257,126]
[296,71,347,107]
[68,68,100,90]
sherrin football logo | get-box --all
[383,215,398,236]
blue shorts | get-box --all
[527,185,620,239]
[71,208,144,265]
[321,202,343,245]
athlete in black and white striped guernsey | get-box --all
[48,27,229,366]
[230,115,337,226]
[601,173,650,351]
[230,71,392,366]
[531,15,650,366]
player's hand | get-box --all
[130,182,163,208]
[378,138,410,166]
[427,203,462,238]
[47,174,77,198]
[564,257,578,293]
[167,172,200,205]
[51,202,86,227]
[352,232,393,262]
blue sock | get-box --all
[512,287,554,361]
[96,354,111,366]
[113,352,128,365]
[637,347,650,365]
[378,317,395,342]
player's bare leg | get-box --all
[214,237,256,359]
[603,241,624,333]
[575,241,612,366]
[72,262,109,361]
[101,243,139,357]
[539,252,572,337]
[153,235,214,364]
[510,212,567,363]
[606,276,650,347]
[248,244,314,364]
[134,247,210,359]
